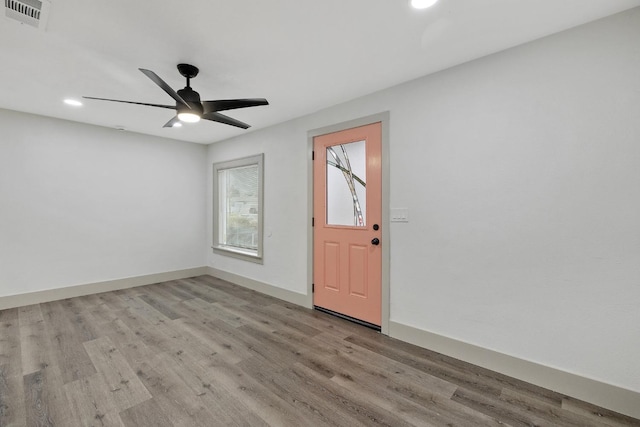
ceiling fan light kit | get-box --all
[411,0,438,9]
[177,112,201,123]
[83,63,268,130]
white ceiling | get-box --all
[1,0,639,144]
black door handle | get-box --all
[371,238,380,246]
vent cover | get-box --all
[5,0,50,30]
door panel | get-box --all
[313,122,382,326]
[323,241,340,291]
[348,244,368,297]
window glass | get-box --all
[213,154,263,262]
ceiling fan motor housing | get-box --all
[177,87,203,115]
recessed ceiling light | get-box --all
[172,122,183,128]
[411,0,438,9]
[64,98,83,107]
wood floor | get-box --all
[0,275,638,427]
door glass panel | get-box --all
[326,140,366,226]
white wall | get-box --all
[207,122,310,294]
[207,8,640,393]
[0,110,207,297]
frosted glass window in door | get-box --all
[326,140,366,226]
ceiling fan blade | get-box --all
[138,68,191,109]
[163,116,181,128]
[202,98,269,114]
[202,112,250,129]
[83,96,176,109]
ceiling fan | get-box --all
[84,64,268,129]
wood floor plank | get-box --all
[83,336,152,411]
[40,301,97,384]
[112,339,163,378]
[119,398,173,427]
[306,335,498,426]
[58,297,85,316]
[115,292,168,325]
[140,283,187,305]
[137,293,183,320]
[0,309,21,378]
[383,332,567,409]
[561,396,640,427]
[0,308,18,323]
[452,386,548,427]
[208,302,279,333]
[19,321,54,376]
[121,298,235,364]
[173,279,223,304]
[237,323,337,374]
[95,292,130,312]
[134,359,239,427]
[67,311,102,342]
[238,356,369,427]
[157,280,198,302]
[155,352,270,427]
[236,302,325,337]
[100,318,139,348]
[314,332,458,399]
[183,298,247,328]
[499,387,620,427]
[171,317,246,364]
[85,300,120,326]
[288,361,421,426]
[345,333,505,397]
[17,304,44,327]
[0,364,26,427]
[23,369,55,427]
[260,302,361,339]
[2,275,638,426]
[195,355,312,427]
[329,367,503,427]
[24,366,81,427]
[75,293,107,312]
[63,373,126,427]
[114,308,178,354]
[174,304,279,363]
[197,283,253,307]
[198,275,281,306]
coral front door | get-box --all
[313,122,382,326]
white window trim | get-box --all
[212,154,264,264]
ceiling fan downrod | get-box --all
[177,63,199,88]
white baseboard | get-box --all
[0,267,209,310]
[389,321,640,419]
[205,267,310,308]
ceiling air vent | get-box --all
[4,0,50,30]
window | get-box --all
[212,154,264,263]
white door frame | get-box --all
[306,112,391,335]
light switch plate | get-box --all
[391,208,409,222]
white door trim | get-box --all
[307,112,390,334]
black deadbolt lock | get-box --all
[373,224,379,230]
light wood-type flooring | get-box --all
[0,275,638,426]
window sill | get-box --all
[212,245,263,264]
